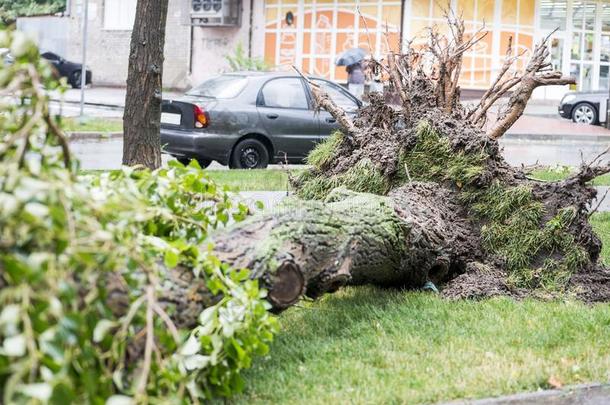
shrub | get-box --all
[0,30,277,403]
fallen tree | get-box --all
[3,12,610,404]
[211,13,610,304]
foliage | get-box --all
[0,0,65,23]
[296,158,388,199]
[306,131,343,170]
[225,42,269,72]
[236,286,610,404]
[0,30,277,403]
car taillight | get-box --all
[194,105,210,128]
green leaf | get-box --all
[1,334,26,357]
[93,320,117,343]
[164,249,180,268]
[105,395,134,405]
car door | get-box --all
[311,79,361,140]
[257,77,320,160]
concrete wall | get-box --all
[16,16,70,57]
[66,0,191,89]
[17,0,266,89]
[189,0,266,85]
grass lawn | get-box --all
[62,117,123,133]
[531,167,610,186]
[206,169,294,192]
[231,214,610,404]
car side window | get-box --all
[261,78,309,109]
[312,79,359,112]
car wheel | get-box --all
[231,139,269,169]
[176,156,212,169]
[572,103,597,125]
[71,71,82,89]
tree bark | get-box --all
[211,185,480,308]
[122,0,169,169]
[104,184,482,327]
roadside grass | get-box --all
[531,166,610,185]
[231,213,610,404]
[206,169,296,192]
[79,169,295,191]
[62,117,123,133]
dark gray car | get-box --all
[558,90,608,125]
[160,72,361,169]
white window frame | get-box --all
[104,0,137,31]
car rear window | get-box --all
[187,75,248,98]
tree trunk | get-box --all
[105,184,481,327]
[211,185,480,309]
[122,0,169,169]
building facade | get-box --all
[16,1,610,99]
[264,0,610,99]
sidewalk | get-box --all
[58,86,610,140]
[445,383,610,405]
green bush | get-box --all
[0,0,65,23]
[0,30,277,403]
[225,42,269,72]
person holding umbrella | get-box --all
[336,48,367,100]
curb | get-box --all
[503,133,610,142]
[443,382,610,405]
[50,99,124,111]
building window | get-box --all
[263,0,402,81]
[104,0,137,31]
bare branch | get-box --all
[291,66,357,137]
[486,35,575,139]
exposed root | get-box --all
[284,13,609,303]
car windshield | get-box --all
[187,75,248,98]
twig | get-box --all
[357,7,375,55]
[152,303,181,346]
[292,65,357,137]
[136,285,156,398]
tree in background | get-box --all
[122,0,169,169]
[0,0,65,24]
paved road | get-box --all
[445,383,610,405]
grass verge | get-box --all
[531,166,610,186]
[62,117,123,133]
[230,213,610,404]
[206,169,294,192]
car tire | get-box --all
[572,102,597,125]
[176,156,212,169]
[231,139,269,169]
[71,71,82,89]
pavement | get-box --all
[444,383,610,405]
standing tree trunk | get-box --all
[122,0,169,169]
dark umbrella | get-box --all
[335,48,367,66]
